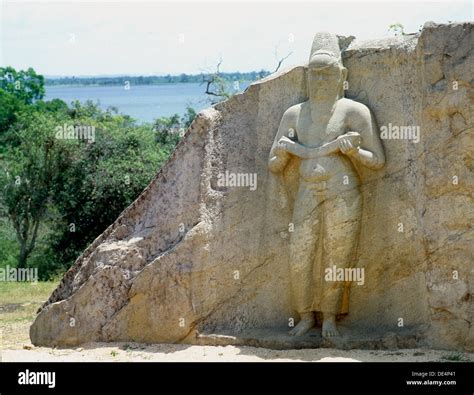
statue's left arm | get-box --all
[340,104,385,170]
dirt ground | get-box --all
[2,342,473,362]
[1,282,472,362]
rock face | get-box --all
[30,22,473,351]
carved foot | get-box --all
[322,313,340,338]
[289,313,315,336]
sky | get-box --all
[0,0,472,76]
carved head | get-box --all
[307,32,347,101]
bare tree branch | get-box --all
[274,48,293,73]
[201,58,231,103]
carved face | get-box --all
[307,65,346,101]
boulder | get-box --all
[30,22,473,351]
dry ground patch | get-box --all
[1,282,472,362]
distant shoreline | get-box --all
[45,82,205,88]
[45,71,270,87]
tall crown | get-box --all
[308,32,343,70]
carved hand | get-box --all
[268,137,291,173]
[337,132,361,156]
[276,135,294,154]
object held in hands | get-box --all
[276,131,362,159]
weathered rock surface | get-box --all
[30,22,473,351]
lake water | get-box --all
[45,83,218,123]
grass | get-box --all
[440,352,471,362]
[0,281,59,349]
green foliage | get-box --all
[47,108,169,269]
[0,90,26,135]
[0,67,51,135]
[388,23,406,36]
[0,67,45,104]
[0,110,71,268]
[182,107,197,128]
[0,66,196,278]
[34,98,70,115]
[153,107,196,146]
[0,216,18,268]
[205,74,234,104]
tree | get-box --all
[153,107,196,146]
[0,67,45,104]
[0,67,196,276]
[388,23,406,36]
[0,110,71,268]
[47,102,168,270]
[273,44,293,73]
[0,67,47,135]
[201,60,234,104]
[0,89,25,135]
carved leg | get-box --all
[320,189,362,338]
[288,182,323,336]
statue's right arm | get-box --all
[268,108,296,173]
